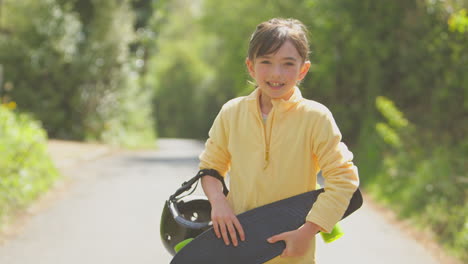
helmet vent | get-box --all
[190,212,199,221]
[161,196,212,256]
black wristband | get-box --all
[198,169,229,196]
[198,169,222,181]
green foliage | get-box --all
[370,143,468,261]
[448,8,468,33]
[366,96,468,262]
[0,105,59,225]
[0,0,155,146]
[375,96,410,148]
[0,0,82,135]
[375,96,409,129]
[146,0,220,138]
[375,123,403,148]
[73,0,156,147]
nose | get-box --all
[271,64,282,78]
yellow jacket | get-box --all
[199,87,359,264]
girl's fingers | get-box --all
[226,221,238,246]
[267,233,283,243]
[212,221,221,238]
[232,217,245,241]
[218,221,230,245]
[212,214,245,246]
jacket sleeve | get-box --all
[306,109,359,233]
[198,105,231,177]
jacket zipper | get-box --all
[263,109,275,169]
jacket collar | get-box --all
[247,87,304,112]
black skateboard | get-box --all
[171,188,363,264]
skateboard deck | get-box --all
[171,188,363,264]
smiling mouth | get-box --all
[267,82,285,89]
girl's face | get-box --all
[246,40,310,101]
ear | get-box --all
[245,58,256,78]
[297,60,311,81]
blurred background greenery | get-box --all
[0,0,467,261]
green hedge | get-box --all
[356,97,468,262]
[0,105,59,226]
[0,0,156,146]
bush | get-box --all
[357,97,468,262]
[0,105,59,226]
[0,0,156,146]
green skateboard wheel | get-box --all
[174,238,194,253]
[320,223,344,243]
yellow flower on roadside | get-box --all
[4,101,17,110]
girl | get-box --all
[199,18,359,264]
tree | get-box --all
[0,0,156,146]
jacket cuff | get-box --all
[305,207,342,234]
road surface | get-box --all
[0,139,444,263]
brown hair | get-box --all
[248,18,310,63]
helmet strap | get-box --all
[197,169,229,196]
[169,169,229,201]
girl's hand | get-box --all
[210,194,245,247]
[267,222,321,258]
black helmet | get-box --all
[160,195,212,255]
[160,169,228,256]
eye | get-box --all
[285,62,295,66]
[260,60,271,64]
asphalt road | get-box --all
[0,139,443,264]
